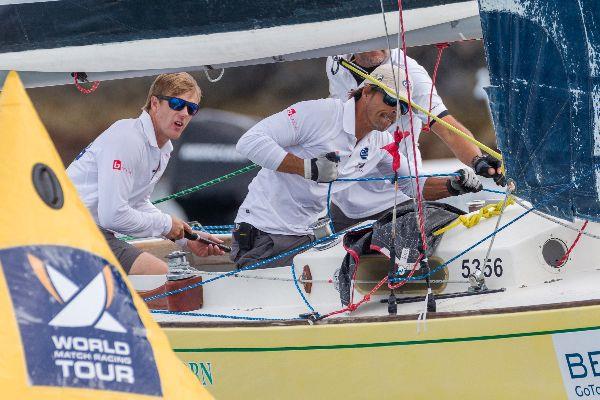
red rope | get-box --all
[73,73,100,94]
[397,0,428,250]
[319,252,425,319]
[423,43,450,131]
[556,220,589,266]
[320,275,389,319]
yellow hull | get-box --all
[165,302,600,399]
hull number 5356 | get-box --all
[460,258,503,278]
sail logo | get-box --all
[0,246,162,396]
[29,253,126,333]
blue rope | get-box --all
[201,225,234,230]
[150,309,299,321]
[290,262,316,313]
[335,173,458,182]
[482,188,505,194]
[326,182,335,234]
[144,223,373,303]
[389,185,572,283]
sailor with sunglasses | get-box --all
[231,64,478,269]
[326,49,501,231]
[67,73,224,275]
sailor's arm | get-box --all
[96,140,172,238]
[236,102,339,182]
[430,115,481,165]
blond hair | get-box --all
[143,72,201,111]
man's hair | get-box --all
[143,72,201,112]
[348,86,366,101]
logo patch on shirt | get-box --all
[359,147,369,160]
[287,108,299,131]
[112,160,122,170]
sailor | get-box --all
[326,49,504,230]
[67,72,224,275]
[232,64,482,269]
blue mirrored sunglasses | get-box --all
[374,87,409,115]
[156,95,200,116]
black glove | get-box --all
[447,168,483,196]
[472,154,506,186]
[304,152,340,183]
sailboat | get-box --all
[2,0,600,398]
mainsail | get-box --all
[0,0,481,87]
[478,0,600,221]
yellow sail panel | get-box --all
[0,71,212,399]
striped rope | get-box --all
[151,163,259,204]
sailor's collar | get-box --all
[139,111,173,153]
[342,98,356,137]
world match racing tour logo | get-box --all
[0,246,162,396]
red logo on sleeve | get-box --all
[286,108,299,131]
[112,160,122,170]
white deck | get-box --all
[131,201,600,324]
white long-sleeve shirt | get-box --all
[327,49,447,218]
[234,98,424,235]
[67,111,172,238]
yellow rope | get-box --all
[433,197,515,236]
[339,59,503,161]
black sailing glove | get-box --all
[303,152,340,183]
[472,154,506,186]
[447,168,483,196]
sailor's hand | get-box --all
[472,154,506,186]
[186,231,225,257]
[447,168,483,195]
[304,152,340,183]
[165,216,189,240]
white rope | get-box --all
[204,68,225,82]
[513,198,600,240]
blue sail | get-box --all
[478,0,600,221]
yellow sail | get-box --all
[0,71,212,399]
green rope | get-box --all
[151,163,259,205]
[119,163,258,242]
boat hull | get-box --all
[163,301,600,399]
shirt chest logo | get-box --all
[359,147,369,160]
[112,160,132,176]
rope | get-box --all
[512,198,600,240]
[73,72,100,94]
[556,220,589,266]
[423,43,450,131]
[186,270,466,284]
[151,163,259,204]
[150,309,298,321]
[433,196,515,236]
[143,223,373,302]
[393,185,571,282]
[204,68,225,83]
[397,0,428,251]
